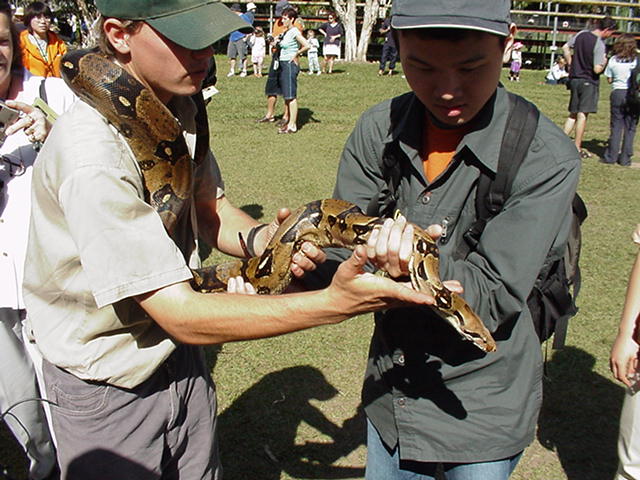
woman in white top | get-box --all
[602,34,638,166]
[0,0,76,477]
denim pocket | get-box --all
[44,361,111,417]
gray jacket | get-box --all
[333,86,580,462]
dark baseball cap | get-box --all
[391,0,512,37]
[95,0,253,50]
[275,0,291,17]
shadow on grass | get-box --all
[582,138,607,159]
[218,365,365,480]
[537,345,624,480]
[0,421,28,480]
[298,108,321,127]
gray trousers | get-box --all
[603,88,638,166]
[42,344,221,480]
[0,308,56,480]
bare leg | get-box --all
[563,113,577,136]
[287,98,298,130]
[574,112,589,151]
[265,95,277,119]
[228,58,236,76]
[327,56,335,73]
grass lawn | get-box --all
[2,57,639,480]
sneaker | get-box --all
[239,71,247,77]
[227,71,235,77]
[308,71,313,75]
[316,71,321,76]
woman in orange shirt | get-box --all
[19,1,67,77]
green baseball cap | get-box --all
[95,0,253,50]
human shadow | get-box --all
[218,365,365,480]
[298,108,321,129]
[240,203,265,221]
[67,449,158,479]
[582,138,606,159]
[537,346,624,480]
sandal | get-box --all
[277,125,297,134]
[275,118,288,127]
[257,116,275,123]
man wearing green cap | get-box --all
[321,0,581,478]
[21,1,435,477]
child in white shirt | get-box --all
[250,26,266,77]
[307,30,321,75]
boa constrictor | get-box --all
[61,50,496,353]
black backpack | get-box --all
[460,94,586,349]
[374,93,586,349]
[625,61,640,117]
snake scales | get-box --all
[60,49,496,353]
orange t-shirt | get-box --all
[422,115,467,182]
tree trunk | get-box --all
[332,0,380,62]
[331,0,357,61]
[356,0,380,61]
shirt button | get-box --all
[397,397,406,407]
[421,192,431,204]
[397,354,405,366]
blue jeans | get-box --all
[366,420,522,480]
[278,60,299,100]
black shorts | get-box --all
[568,79,599,114]
[265,57,281,97]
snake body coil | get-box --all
[61,50,496,353]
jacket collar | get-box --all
[384,85,511,176]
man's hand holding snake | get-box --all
[252,207,327,278]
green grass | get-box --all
[3,57,640,479]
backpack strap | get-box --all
[459,93,540,258]
[39,78,48,104]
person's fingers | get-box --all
[343,244,368,275]
[227,276,256,294]
[226,277,237,293]
[425,223,443,240]
[366,227,380,260]
[443,280,463,294]
[276,207,291,225]
[374,218,394,264]
[398,222,414,273]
